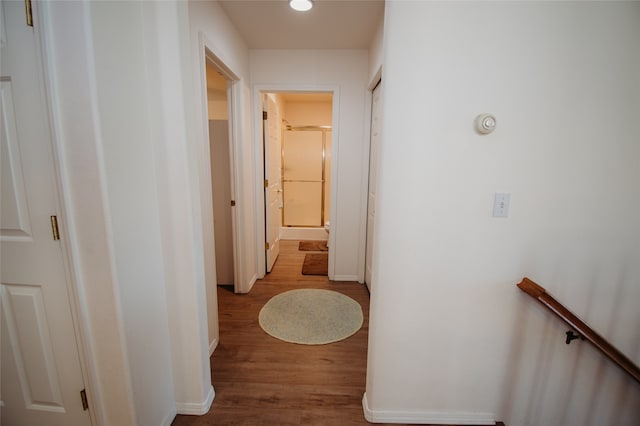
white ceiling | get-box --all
[218,0,385,49]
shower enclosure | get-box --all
[281,125,331,228]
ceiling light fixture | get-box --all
[289,0,313,12]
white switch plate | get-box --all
[493,193,510,217]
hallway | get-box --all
[172,240,373,425]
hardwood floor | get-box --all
[172,240,374,425]
[172,241,506,425]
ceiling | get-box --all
[218,0,385,49]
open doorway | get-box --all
[206,61,234,286]
[202,51,240,354]
[261,92,333,274]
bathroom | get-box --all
[263,92,333,247]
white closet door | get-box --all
[1,2,90,425]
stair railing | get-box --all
[517,277,640,384]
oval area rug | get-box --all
[258,289,363,345]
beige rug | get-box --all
[258,289,363,345]
[301,253,328,275]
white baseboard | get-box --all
[362,393,495,425]
[245,273,258,293]
[333,274,360,282]
[175,385,215,415]
[280,227,328,241]
[237,273,259,294]
[161,407,177,426]
[209,337,219,356]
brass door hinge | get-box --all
[50,216,60,241]
[230,200,236,207]
[262,111,268,120]
[25,0,33,27]
[265,242,270,250]
[80,389,89,411]
[264,179,269,188]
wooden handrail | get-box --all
[517,277,640,384]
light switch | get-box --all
[493,193,510,217]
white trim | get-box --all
[360,71,382,286]
[208,337,219,356]
[199,32,243,294]
[252,84,340,282]
[362,393,496,425]
[333,275,361,283]
[357,84,374,284]
[198,31,241,291]
[252,86,266,279]
[245,273,259,294]
[327,90,340,282]
[235,272,258,294]
[175,385,215,416]
[160,408,177,426]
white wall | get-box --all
[41,2,137,424]
[251,50,369,281]
[88,3,177,424]
[284,100,332,126]
[44,0,218,423]
[189,0,258,296]
[366,2,640,425]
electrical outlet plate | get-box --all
[493,193,510,217]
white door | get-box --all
[263,94,282,272]
[365,82,383,290]
[1,2,90,425]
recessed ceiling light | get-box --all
[289,0,313,12]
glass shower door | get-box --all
[282,129,324,227]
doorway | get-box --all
[281,125,331,229]
[206,60,234,286]
[261,92,333,273]
[202,51,240,353]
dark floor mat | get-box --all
[298,240,328,252]
[301,253,328,275]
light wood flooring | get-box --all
[172,240,374,425]
[172,241,505,426]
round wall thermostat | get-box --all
[475,113,496,135]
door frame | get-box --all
[364,77,383,290]
[262,93,282,274]
[357,69,382,284]
[198,34,241,294]
[252,85,340,281]
[203,50,240,293]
